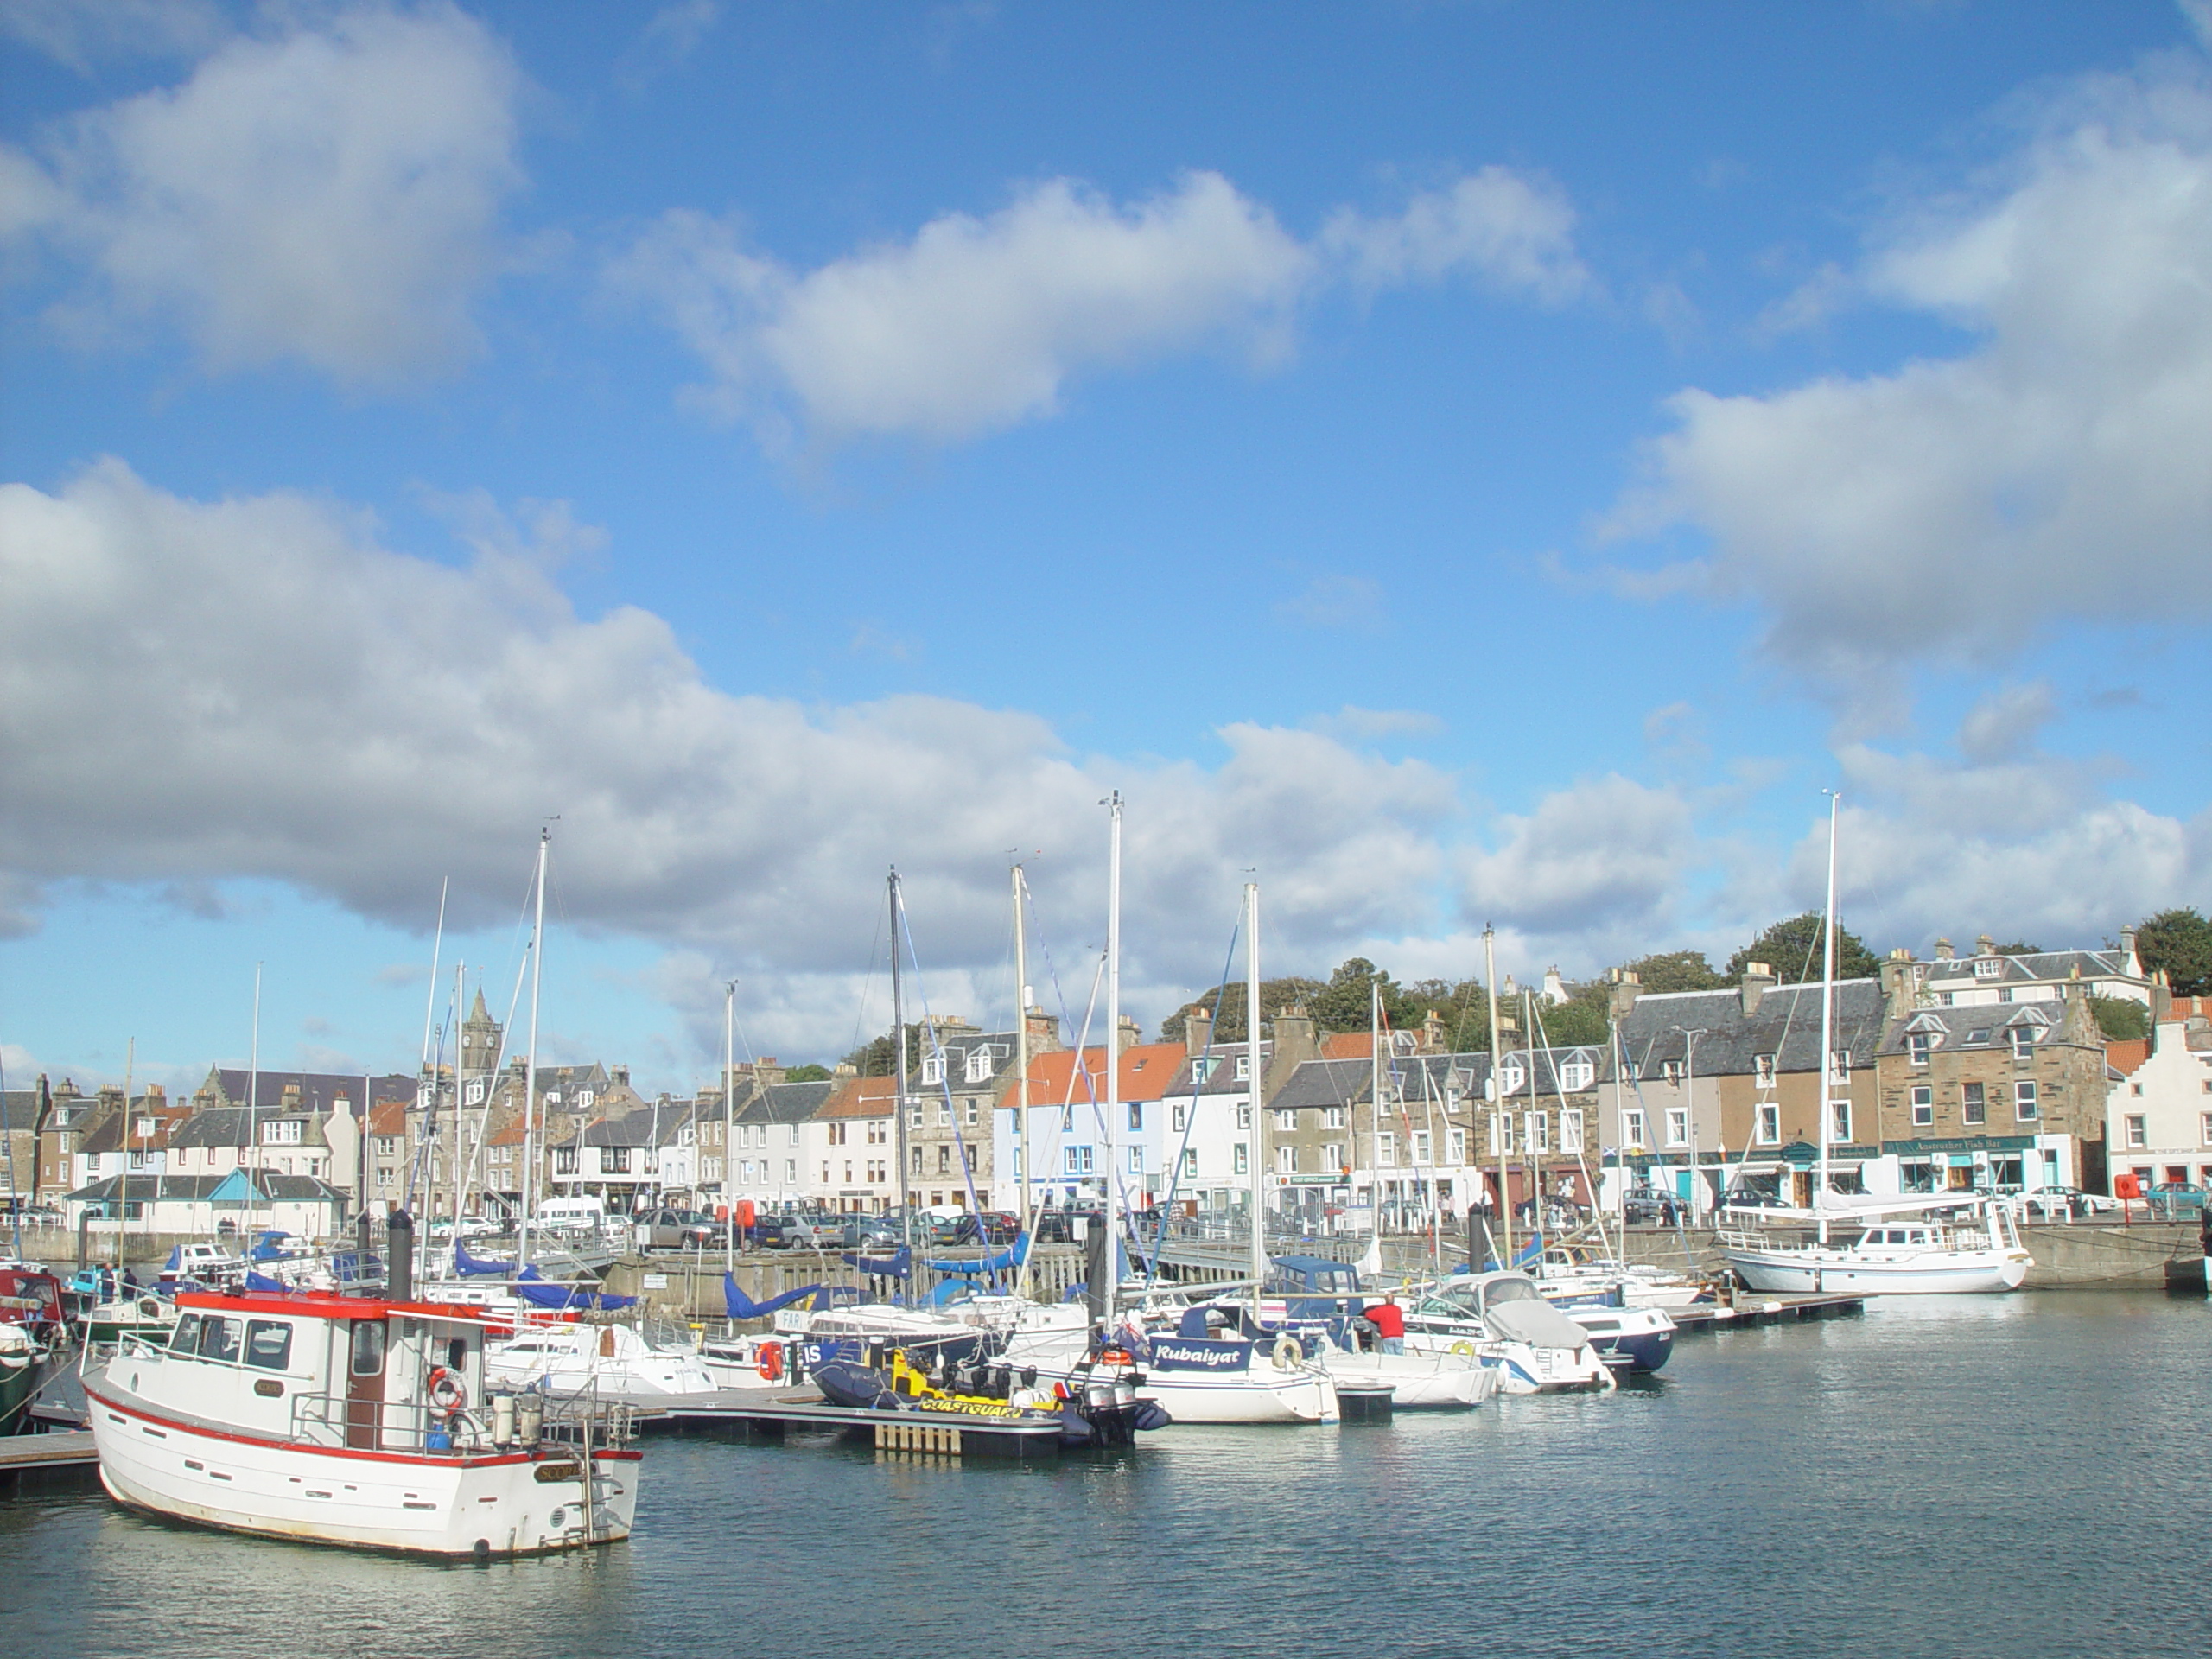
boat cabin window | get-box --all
[170,1313,201,1353]
[198,1315,242,1363]
[350,1319,386,1376]
[1484,1279,1538,1306]
[244,1319,293,1371]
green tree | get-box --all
[2087,996,2148,1042]
[782,1063,831,1083]
[2136,906,2212,997]
[1991,941,2042,957]
[1158,976,1326,1045]
[1726,912,1882,983]
[1524,982,1611,1047]
[1619,950,1726,993]
[1402,977,1491,1052]
[1309,957,1424,1033]
[841,1024,926,1078]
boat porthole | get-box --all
[548,1507,566,1527]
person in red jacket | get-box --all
[1363,1296,1405,1354]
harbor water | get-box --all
[8,1294,2208,1659]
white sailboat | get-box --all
[1719,793,2032,1296]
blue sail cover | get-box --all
[842,1246,912,1280]
[244,1270,286,1292]
[924,1232,1031,1275]
[722,1274,821,1320]
[512,1265,637,1311]
[454,1238,517,1278]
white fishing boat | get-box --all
[1400,1272,1615,1393]
[1719,795,2032,1298]
[84,1286,639,1557]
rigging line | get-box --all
[846,898,888,1071]
[1527,997,1612,1260]
[1145,918,1243,1275]
[889,902,992,1230]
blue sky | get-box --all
[4,0,2209,1098]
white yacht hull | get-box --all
[1726,1246,2030,1295]
[1137,1367,1338,1424]
[1312,1349,1497,1409]
[86,1375,637,1557]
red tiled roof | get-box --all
[1321,1032,1374,1061]
[2106,1039,2150,1076]
[1006,1043,1188,1107]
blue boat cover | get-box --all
[512,1265,637,1311]
[924,1231,1031,1274]
[454,1238,517,1278]
[842,1245,912,1280]
[722,1274,821,1320]
[244,1270,286,1292]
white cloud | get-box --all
[1459,774,1697,946]
[0,0,227,70]
[0,461,1456,1027]
[614,173,1311,448]
[4,3,524,386]
[1608,60,2212,696]
[616,1,721,89]
[1320,166,1590,303]
[615,164,1589,449]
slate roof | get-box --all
[1878,1001,2076,1056]
[917,1027,1023,1090]
[170,1107,333,1150]
[1922,947,2137,991]
[746,1079,840,1124]
[66,1173,347,1204]
[207,1070,412,1119]
[1614,979,1887,1076]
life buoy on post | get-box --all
[2114,1173,2144,1201]
[1448,1340,1478,1359]
[425,1366,467,1413]
[756,1339,784,1382]
[1271,1335,1303,1370]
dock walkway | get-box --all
[647,1389,1067,1458]
[0,1430,100,1491]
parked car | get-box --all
[929,1211,1020,1247]
[830,1216,903,1250]
[633,1208,718,1250]
[1717,1187,1790,1212]
[2021,1186,2118,1221]
[2149,1183,2208,1218]
[1033,1207,1104,1244]
[1621,1187,1678,1224]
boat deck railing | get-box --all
[289,1388,637,1455]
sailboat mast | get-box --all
[1103,793,1122,1320]
[891,869,910,1244]
[451,962,467,1249]
[1816,792,1840,1246]
[518,828,548,1267]
[246,962,261,1248]
[1013,863,1032,1243]
[724,980,737,1272]
[1369,979,1382,1246]
[1245,879,1264,1295]
[1486,925,1509,1264]
[120,1036,134,1264]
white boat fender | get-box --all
[1271,1336,1303,1370]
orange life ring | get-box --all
[756,1340,784,1382]
[425,1366,467,1413]
[2114,1173,2144,1200]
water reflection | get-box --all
[6,1295,2207,1659]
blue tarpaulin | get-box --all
[454,1238,516,1278]
[842,1246,912,1280]
[924,1232,1030,1274]
[722,1274,820,1320]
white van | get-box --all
[534,1197,606,1231]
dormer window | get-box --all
[1906,1032,1933,1067]
[1559,1057,1595,1092]
[1661,1059,1682,1088]
[963,1049,992,1084]
[1974,957,2003,978]
[1754,1054,1777,1087]
[921,1055,945,1086]
[1498,1059,1528,1095]
[576,1090,595,1109]
[1233,1055,1249,1081]
[2008,1026,2037,1059]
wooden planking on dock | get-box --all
[1669,1293,1866,1333]
[0,1429,100,1486]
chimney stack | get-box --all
[1935,938,1954,961]
[1183,1005,1214,1058]
[1740,962,1777,1017]
[2120,925,2139,967]
[1976,934,1997,957]
[1608,969,1643,1020]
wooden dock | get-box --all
[1669,1293,1866,1333]
[0,1430,101,1491]
[647,1389,1070,1459]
